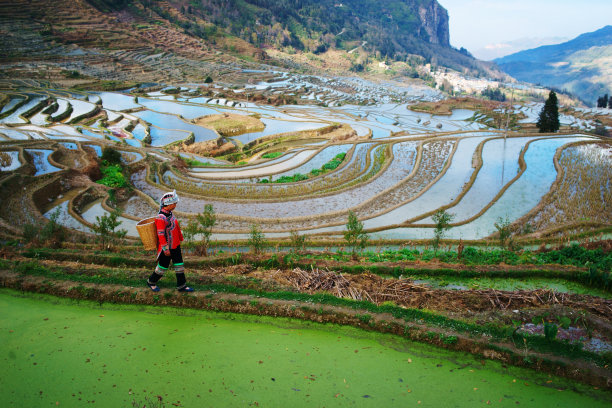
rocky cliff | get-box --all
[417,0,450,46]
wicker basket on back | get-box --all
[136,217,158,250]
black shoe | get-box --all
[177,286,194,292]
[147,281,161,292]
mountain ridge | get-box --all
[494,26,612,105]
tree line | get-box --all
[596,94,612,109]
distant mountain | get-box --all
[494,26,612,105]
[473,37,569,61]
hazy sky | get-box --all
[439,0,612,59]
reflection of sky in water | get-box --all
[132,110,217,142]
[361,137,479,229]
[28,111,49,125]
[270,144,352,180]
[45,135,90,141]
[60,142,78,150]
[67,99,96,122]
[120,151,143,164]
[363,136,529,229]
[79,128,104,139]
[25,149,62,175]
[138,98,219,119]
[44,201,92,234]
[0,128,29,140]
[1,97,24,114]
[0,97,44,124]
[179,152,227,165]
[148,126,191,146]
[92,92,139,111]
[188,150,315,179]
[425,136,530,222]
[124,138,142,148]
[366,136,594,240]
[0,151,21,171]
[53,99,70,119]
[131,124,147,141]
[231,118,327,145]
[80,200,138,237]
[50,125,85,137]
[84,145,102,156]
[188,151,300,173]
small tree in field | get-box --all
[92,209,127,250]
[536,91,560,133]
[432,209,454,251]
[183,204,216,256]
[248,224,267,254]
[289,230,307,252]
[494,216,514,250]
[344,211,368,255]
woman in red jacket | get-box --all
[146,190,194,292]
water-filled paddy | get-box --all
[137,97,219,119]
[133,110,218,143]
[416,276,611,298]
[2,290,609,408]
[25,149,62,176]
[79,200,138,236]
[189,150,316,179]
[91,92,139,111]
[0,96,45,124]
[231,117,328,145]
[0,96,24,114]
[0,150,21,171]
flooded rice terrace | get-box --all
[0,73,610,241]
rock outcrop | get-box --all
[418,0,450,46]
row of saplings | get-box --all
[15,196,612,290]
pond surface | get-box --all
[2,290,609,408]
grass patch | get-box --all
[261,151,283,159]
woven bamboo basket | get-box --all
[136,217,158,250]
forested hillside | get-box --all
[83,0,491,74]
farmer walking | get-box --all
[146,190,194,292]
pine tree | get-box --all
[537,91,560,133]
[596,94,609,108]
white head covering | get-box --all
[160,190,179,208]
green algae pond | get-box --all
[1,289,610,408]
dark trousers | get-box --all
[148,246,186,289]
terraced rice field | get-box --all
[0,79,610,243]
